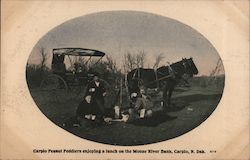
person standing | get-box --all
[85,73,107,123]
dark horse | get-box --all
[127,58,198,107]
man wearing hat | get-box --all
[129,85,153,119]
[85,72,107,124]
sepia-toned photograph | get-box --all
[26,11,225,146]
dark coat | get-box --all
[76,100,93,117]
[86,80,106,101]
[85,80,106,117]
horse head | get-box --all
[182,58,198,76]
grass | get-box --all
[29,83,223,146]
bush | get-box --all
[88,61,124,86]
[26,64,50,88]
[190,75,225,89]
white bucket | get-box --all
[140,109,146,118]
[114,106,120,119]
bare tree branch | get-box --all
[210,58,222,77]
[123,51,135,72]
[105,54,118,73]
[39,47,48,71]
[153,53,165,69]
[135,50,146,68]
[123,50,147,72]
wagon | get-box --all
[40,48,112,100]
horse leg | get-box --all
[167,86,174,107]
[162,85,169,108]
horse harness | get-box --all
[131,65,178,88]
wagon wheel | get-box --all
[68,84,85,99]
[40,74,68,102]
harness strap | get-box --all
[167,64,177,79]
[142,75,172,87]
[154,69,159,88]
[132,68,143,86]
[132,68,138,79]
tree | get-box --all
[39,47,48,71]
[123,51,135,73]
[210,58,223,77]
[207,58,224,87]
[153,53,165,69]
[26,46,49,88]
[105,54,118,73]
[135,50,146,68]
[123,51,146,73]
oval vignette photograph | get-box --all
[26,11,225,146]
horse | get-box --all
[127,58,198,107]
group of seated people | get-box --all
[75,74,154,127]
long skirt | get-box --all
[76,99,105,118]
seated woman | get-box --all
[76,95,96,126]
[76,94,109,127]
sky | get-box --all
[27,11,224,76]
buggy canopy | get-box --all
[53,48,105,57]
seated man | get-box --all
[129,86,153,119]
